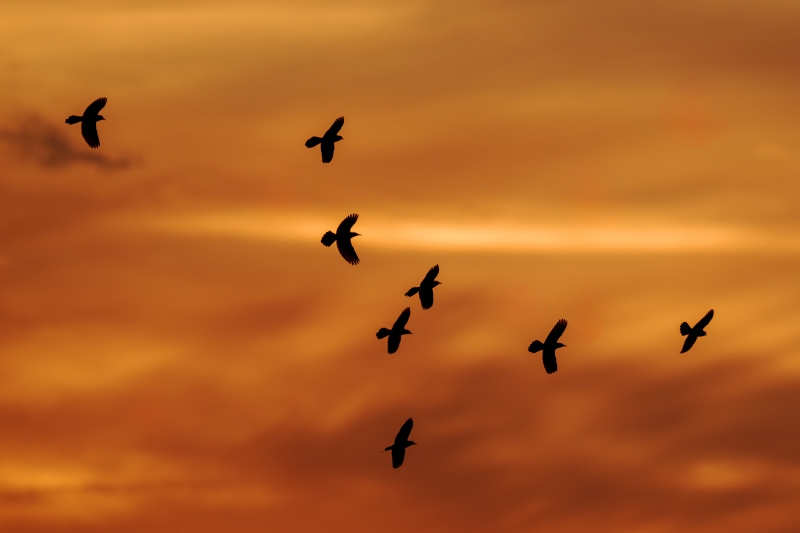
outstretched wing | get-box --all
[421,264,439,285]
[695,309,714,330]
[392,307,411,330]
[336,238,359,265]
[545,319,568,345]
[419,287,434,310]
[395,418,413,443]
[336,213,358,234]
[83,97,106,117]
[543,351,558,374]
[321,141,335,163]
[81,121,100,148]
[391,446,406,469]
[680,335,697,354]
[325,116,344,137]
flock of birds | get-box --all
[65,98,715,469]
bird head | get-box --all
[406,441,417,448]
[556,342,566,349]
[350,232,360,238]
[432,281,442,287]
[97,115,106,121]
[402,329,412,335]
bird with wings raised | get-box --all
[305,116,344,163]
[383,418,416,469]
[679,309,714,353]
[527,319,568,374]
[405,265,441,310]
[376,307,412,354]
[65,97,107,149]
[321,213,360,265]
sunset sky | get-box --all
[1,1,800,531]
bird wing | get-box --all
[80,121,100,148]
[695,309,714,330]
[421,264,439,285]
[336,213,358,234]
[545,319,568,345]
[392,307,411,330]
[395,418,413,443]
[391,446,406,469]
[336,238,359,265]
[325,116,344,137]
[419,287,434,310]
[680,335,697,353]
[542,351,558,374]
[387,333,401,354]
[321,141,335,163]
[83,97,107,117]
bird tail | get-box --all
[321,231,337,246]
[65,115,82,124]
[305,136,322,148]
[376,328,391,339]
[680,322,692,336]
[528,340,544,354]
[405,287,419,297]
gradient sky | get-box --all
[1,1,800,532]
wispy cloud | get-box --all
[125,211,800,254]
[0,116,132,170]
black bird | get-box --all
[405,265,441,310]
[383,418,416,469]
[680,309,714,353]
[305,116,344,163]
[528,319,568,374]
[376,307,412,354]
[321,213,360,265]
[65,97,107,149]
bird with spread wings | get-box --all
[305,116,344,163]
[383,418,416,469]
[321,213,360,265]
[528,319,568,374]
[65,97,107,149]
[680,309,714,353]
[376,307,412,354]
[405,265,442,310]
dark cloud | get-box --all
[0,115,132,170]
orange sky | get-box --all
[1,1,800,532]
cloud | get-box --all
[0,116,132,170]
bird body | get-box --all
[321,213,360,265]
[376,307,412,354]
[405,265,441,310]
[383,418,416,469]
[680,309,714,353]
[528,319,568,374]
[65,97,107,148]
[306,116,344,163]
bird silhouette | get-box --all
[680,309,714,353]
[528,319,568,374]
[383,418,416,469]
[305,116,344,163]
[405,265,441,310]
[376,307,412,354]
[321,213,360,265]
[65,97,107,149]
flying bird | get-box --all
[65,97,107,148]
[321,213,360,265]
[376,307,412,354]
[305,116,344,163]
[405,265,441,310]
[680,309,714,353]
[383,418,416,469]
[528,319,568,374]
